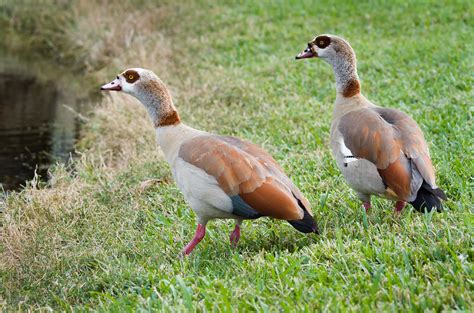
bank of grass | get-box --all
[1,0,473,310]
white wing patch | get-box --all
[338,137,357,164]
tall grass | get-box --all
[1,0,472,310]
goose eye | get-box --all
[315,36,330,48]
[128,75,134,80]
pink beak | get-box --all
[100,78,122,91]
[295,46,318,60]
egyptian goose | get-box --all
[101,68,318,255]
[296,35,446,213]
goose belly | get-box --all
[338,157,387,197]
[331,141,388,198]
[173,157,238,220]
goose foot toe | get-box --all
[229,225,241,248]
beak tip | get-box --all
[100,84,122,91]
[100,78,122,91]
[295,51,317,60]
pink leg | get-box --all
[394,201,406,214]
[363,202,372,213]
[182,224,206,255]
[229,224,241,247]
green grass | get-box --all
[1,0,473,311]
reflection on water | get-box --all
[0,72,86,190]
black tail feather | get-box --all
[431,187,447,201]
[288,209,319,234]
[409,182,446,213]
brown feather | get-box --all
[378,158,411,199]
[339,107,438,200]
[240,179,303,220]
[342,79,360,98]
[219,136,312,214]
[158,110,180,127]
[178,135,311,219]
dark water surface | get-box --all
[0,72,87,191]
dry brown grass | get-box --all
[0,0,221,282]
[0,0,181,284]
[79,95,158,169]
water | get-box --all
[0,72,87,191]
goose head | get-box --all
[100,68,179,127]
[100,68,160,96]
[295,34,361,97]
[295,34,356,68]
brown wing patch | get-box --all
[220,136,312,214]
[179,137,258,195]
[339,109,399,168]
[339,107,437,200]
[240,180,303,220]
[374,108,436,186]
[378,158,411,199]
[179,135,308,219]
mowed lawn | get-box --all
[1,0,472,311]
